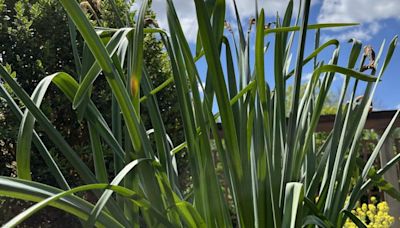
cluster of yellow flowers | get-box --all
[344,197,395,228]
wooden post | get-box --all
[379,135,400,227]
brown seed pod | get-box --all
[91,0,101,12]
[224,20,233,33]
[354,95,373,112]
[79,1,91,14]
[361,45,376,72]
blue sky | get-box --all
[150,0,400,110]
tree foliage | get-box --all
[0,0,183,226]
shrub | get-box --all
[0,0,183,226]
[344,197,395,227]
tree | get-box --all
[0,0,183,226]
[286,83,339,116]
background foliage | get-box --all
[0,0,185,226]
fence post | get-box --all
[379,134,400,226]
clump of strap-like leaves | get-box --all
[0,0,399,227]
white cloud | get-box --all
[151,0,318,43]
[318,0,400,41]
[302,72,313,82]
[227,0,321,20]
[332,72,345,83]
[318,0,400,24]
[227,0,296,20]
[152,0,198,42]
[197,81,206,94]
[148,0,400,44]
[322,22,381,42]
[302,71,345,83]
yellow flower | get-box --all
[362,203,368,212]
[377,202,389,212]
[368,204,376,212]
[346,199,393,228]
